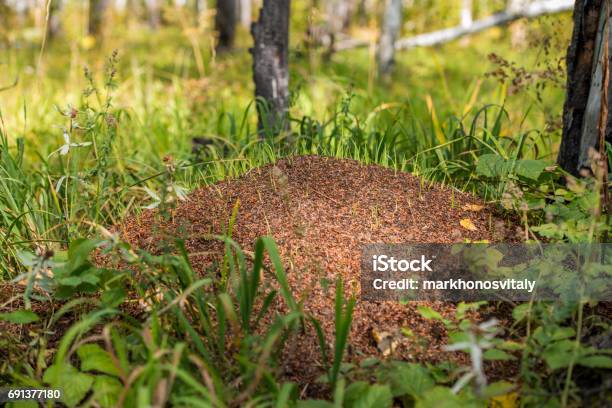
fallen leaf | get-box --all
[371,329,400,357]
[460,218,478,231]
[462,204,484,212]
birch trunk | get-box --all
[378,0,402,75]
[250,0,291,134]
[145,0,161,29]
[239,0,251,28]
[461,0,473,28]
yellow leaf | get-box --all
[462,204,484,212]
[81,35,96,50]
[490,391,519,408]
[460,218,478,231]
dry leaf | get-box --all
[460,218,478,231]
[371,329,400,357]
[462,204,484,212]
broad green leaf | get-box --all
[577,355,612,369]
[511,304,530,322]
[515,159,547,181]
[0,310,40,324]
[483,349,515,361]
[344,381,370,406]
[352,384,393,408]
[388,363,435,398]
[542,340,575,370]
[57,276,83,287]
[43,363,93,407]
[92,375,122,408]
[416,386,463,408]
[101,287,126,307]
[296,400,335,408]
[476,154,506,178]
[482,381,515,398]
[77,344,121,377]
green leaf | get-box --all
[43,363,93,407]
[483,349,515,361]
[344,381,370,406]
[101,287,126,307]
[511,303,530,322]
[351,384,393,408]
[515,159,547,181]
[92,375,122,408]
[476,154,506,178]
[388,363,435,398]
[498,340,523,351]
[296,401,335,408]
[0,310,40,324]
[66,238,99,271]
[416,386,463,408]
[77,344,121,377]
[417,306,444,321]
[481,381,515,398]
[57,276,83,287]
[577,355,612,369]
[542,340,575,370]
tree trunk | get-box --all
[377,0,402,75]
[325,0,351,51]
[146,0,162,29]
[216,0,237,51]
[46,0,62,40]
[558,0,612,176]
[239,0,251,28]
[88,0,109,36]
[461,0,473,28]
[250,0,291,134]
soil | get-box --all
[118,155,520,388]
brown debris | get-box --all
[119,155,518,388]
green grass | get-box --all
[1,13,610,408]
[0,18,567,276]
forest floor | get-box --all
[117,155,521,388]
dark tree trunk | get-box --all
[559,0,612,176]
[46,0,62,40]
[88,0,109,36]
[216,0,237,51]
[378,0,402,76]
[250,0,290,134]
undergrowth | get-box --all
[0,54,610,407]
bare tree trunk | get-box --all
[378,0,402,75]
[558,0,612,176]
[461,0,473,28]
[194,0,205,24]
[250,0,291,134]
[216,0,237,51]
[239,0,251,28]
[325,0,351,52]
[145,0,162,29]
[47,0,63,40]
[89,0,110,36]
